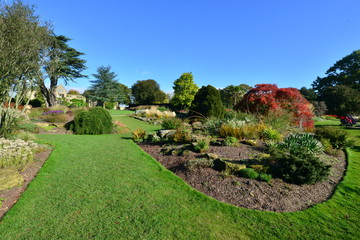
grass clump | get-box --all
[161,118,183,129]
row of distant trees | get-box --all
[85,47,360,117]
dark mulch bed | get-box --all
[139,142,346,212]
[0,148,53,220]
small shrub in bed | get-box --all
[132,128,147,142]
[161,118,183,129]
[70,107,113,135]
[223,136,238,146]
[276,133,323,155]
[40,110,70,123]
[192,137,210,153]
[173,126,192,143]
[270,147,331,184]
[257,173,272,182]
[315,126,354,149]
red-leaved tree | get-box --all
[235,84,314,128]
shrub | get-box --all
[146,133,161,143]
[315,126,354,149]
[276,133,323,155]
[262,110,293,132]
[271,149,331,185]
[238,168,259,179]
[161,118,183,129]
[203,119,223,136]
[71,107,113,135]
[132,128,146,142]
[69,99,86,108]
[104,102,116,110]
[28,108,44,119]
[224,136,238,146]
[16,123,40,133]
[40,112,70,123]
[0,138,38,170]
[219,123,267,140]
[189,85,225,119]
[173,126,192,143]
[262,127,282,141]
[0,107,24,138]
[257,173,272,182]
[28,98,44,108]
[192,137,210,153]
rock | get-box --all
[204,153,219,160]
[158,130,176,139]
[0,168,24,190]
[213,159,246,175]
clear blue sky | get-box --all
[29,0,360,93]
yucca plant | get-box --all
[277,134,323,155]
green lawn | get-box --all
[0,113,359,239]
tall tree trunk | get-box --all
[38,81,57,107]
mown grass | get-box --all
[0,112,358,239]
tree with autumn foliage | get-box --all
[235,84,314,128]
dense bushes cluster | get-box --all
[268,134,330,184]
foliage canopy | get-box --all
[190,85,225,119]
[131,79,166,105]
[235,84,314,128]
[170,72,198,108]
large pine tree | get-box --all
[87,66,125,108]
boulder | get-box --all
[213,159,246,175]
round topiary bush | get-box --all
[189,85,225,119]
[71,107,113,135]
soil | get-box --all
[0,147,53,220]
[139,142,347,212]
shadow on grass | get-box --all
[350,146,360,153]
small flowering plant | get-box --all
[0,138,38,170]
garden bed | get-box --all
[0,147,53,220]
[139,142,346,212]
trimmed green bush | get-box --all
[71,108,113,135]
[271,148,331,184]
[190,85,225,119]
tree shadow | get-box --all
[350,146,360,153]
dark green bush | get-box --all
[271,148,331,184]
[238,168,259,179]
[190,85,225,119]
[161,118,182,129]
[315,126,354,149]
[71,107,113,135]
